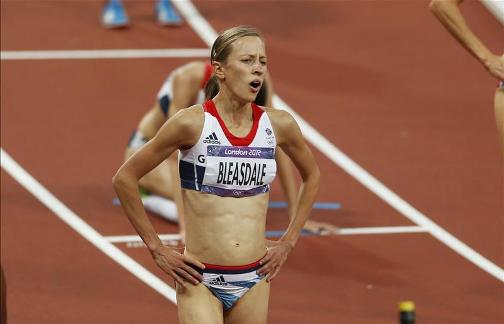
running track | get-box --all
[1,1,503,323]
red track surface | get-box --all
[1,1,503,323]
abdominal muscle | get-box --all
[182,189,268,265]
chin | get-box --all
[247,92,258,103]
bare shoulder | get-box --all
[263,107,297,131]
[262,107,298,144]
[152,104,205,149]
[170,104,205,131]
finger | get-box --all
[258,257,275,271]
[258,260,277,275]
[181,264,203,282]
[175,267,200,285]
[170,271,186,288]
[182,255,205,270]
[259,252,273,266]
[267,267,281,282]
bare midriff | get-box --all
[182,189,268,266]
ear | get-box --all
[213,62,225,80]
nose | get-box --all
[252,60,264,75]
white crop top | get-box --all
[178,100,277,198]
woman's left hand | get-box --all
[258,240,293,282]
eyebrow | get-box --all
[240,54,267,59]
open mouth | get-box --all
[249,80,262,92]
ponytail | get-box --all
[204,75,220,100]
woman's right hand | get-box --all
[151,245,205,287]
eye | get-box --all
[241,58,252,64]
[260,60,267,66]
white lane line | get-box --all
[0,48,209,60]
[107,233,182,243]
[481,0,504,25]
[105,226,428,244]
[0,148,177,304]
[337,226,427,236]
[174,0,504,282]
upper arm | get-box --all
[118,107,203,181]
[269,110,319,180]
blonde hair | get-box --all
[205,25,264,99]
[210,25,263,64]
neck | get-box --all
[212,90,252,124]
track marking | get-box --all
[337,226,427,236]
[105,226,428,244]
[173,0,504,282]
[0,48,208,60]
[107,234,183,244]
[481,0,504,24]
[0,148,178,304]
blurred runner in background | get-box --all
[102,0,182,28]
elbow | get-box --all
[112,173,120,191]
[310,166,321,193]
[112,170,127,193]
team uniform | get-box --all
[179,100,277,197]
[196,260,263,311]
[180,100,277,310]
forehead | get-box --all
[229,36,266,57]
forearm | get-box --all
[113,175,163,251]
[280,170,320,247]
[430,0,493,64]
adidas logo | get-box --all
[208,275,227,286]
[203,132,221,144]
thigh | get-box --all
[177,283,224,324]
[224,278,270,324]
